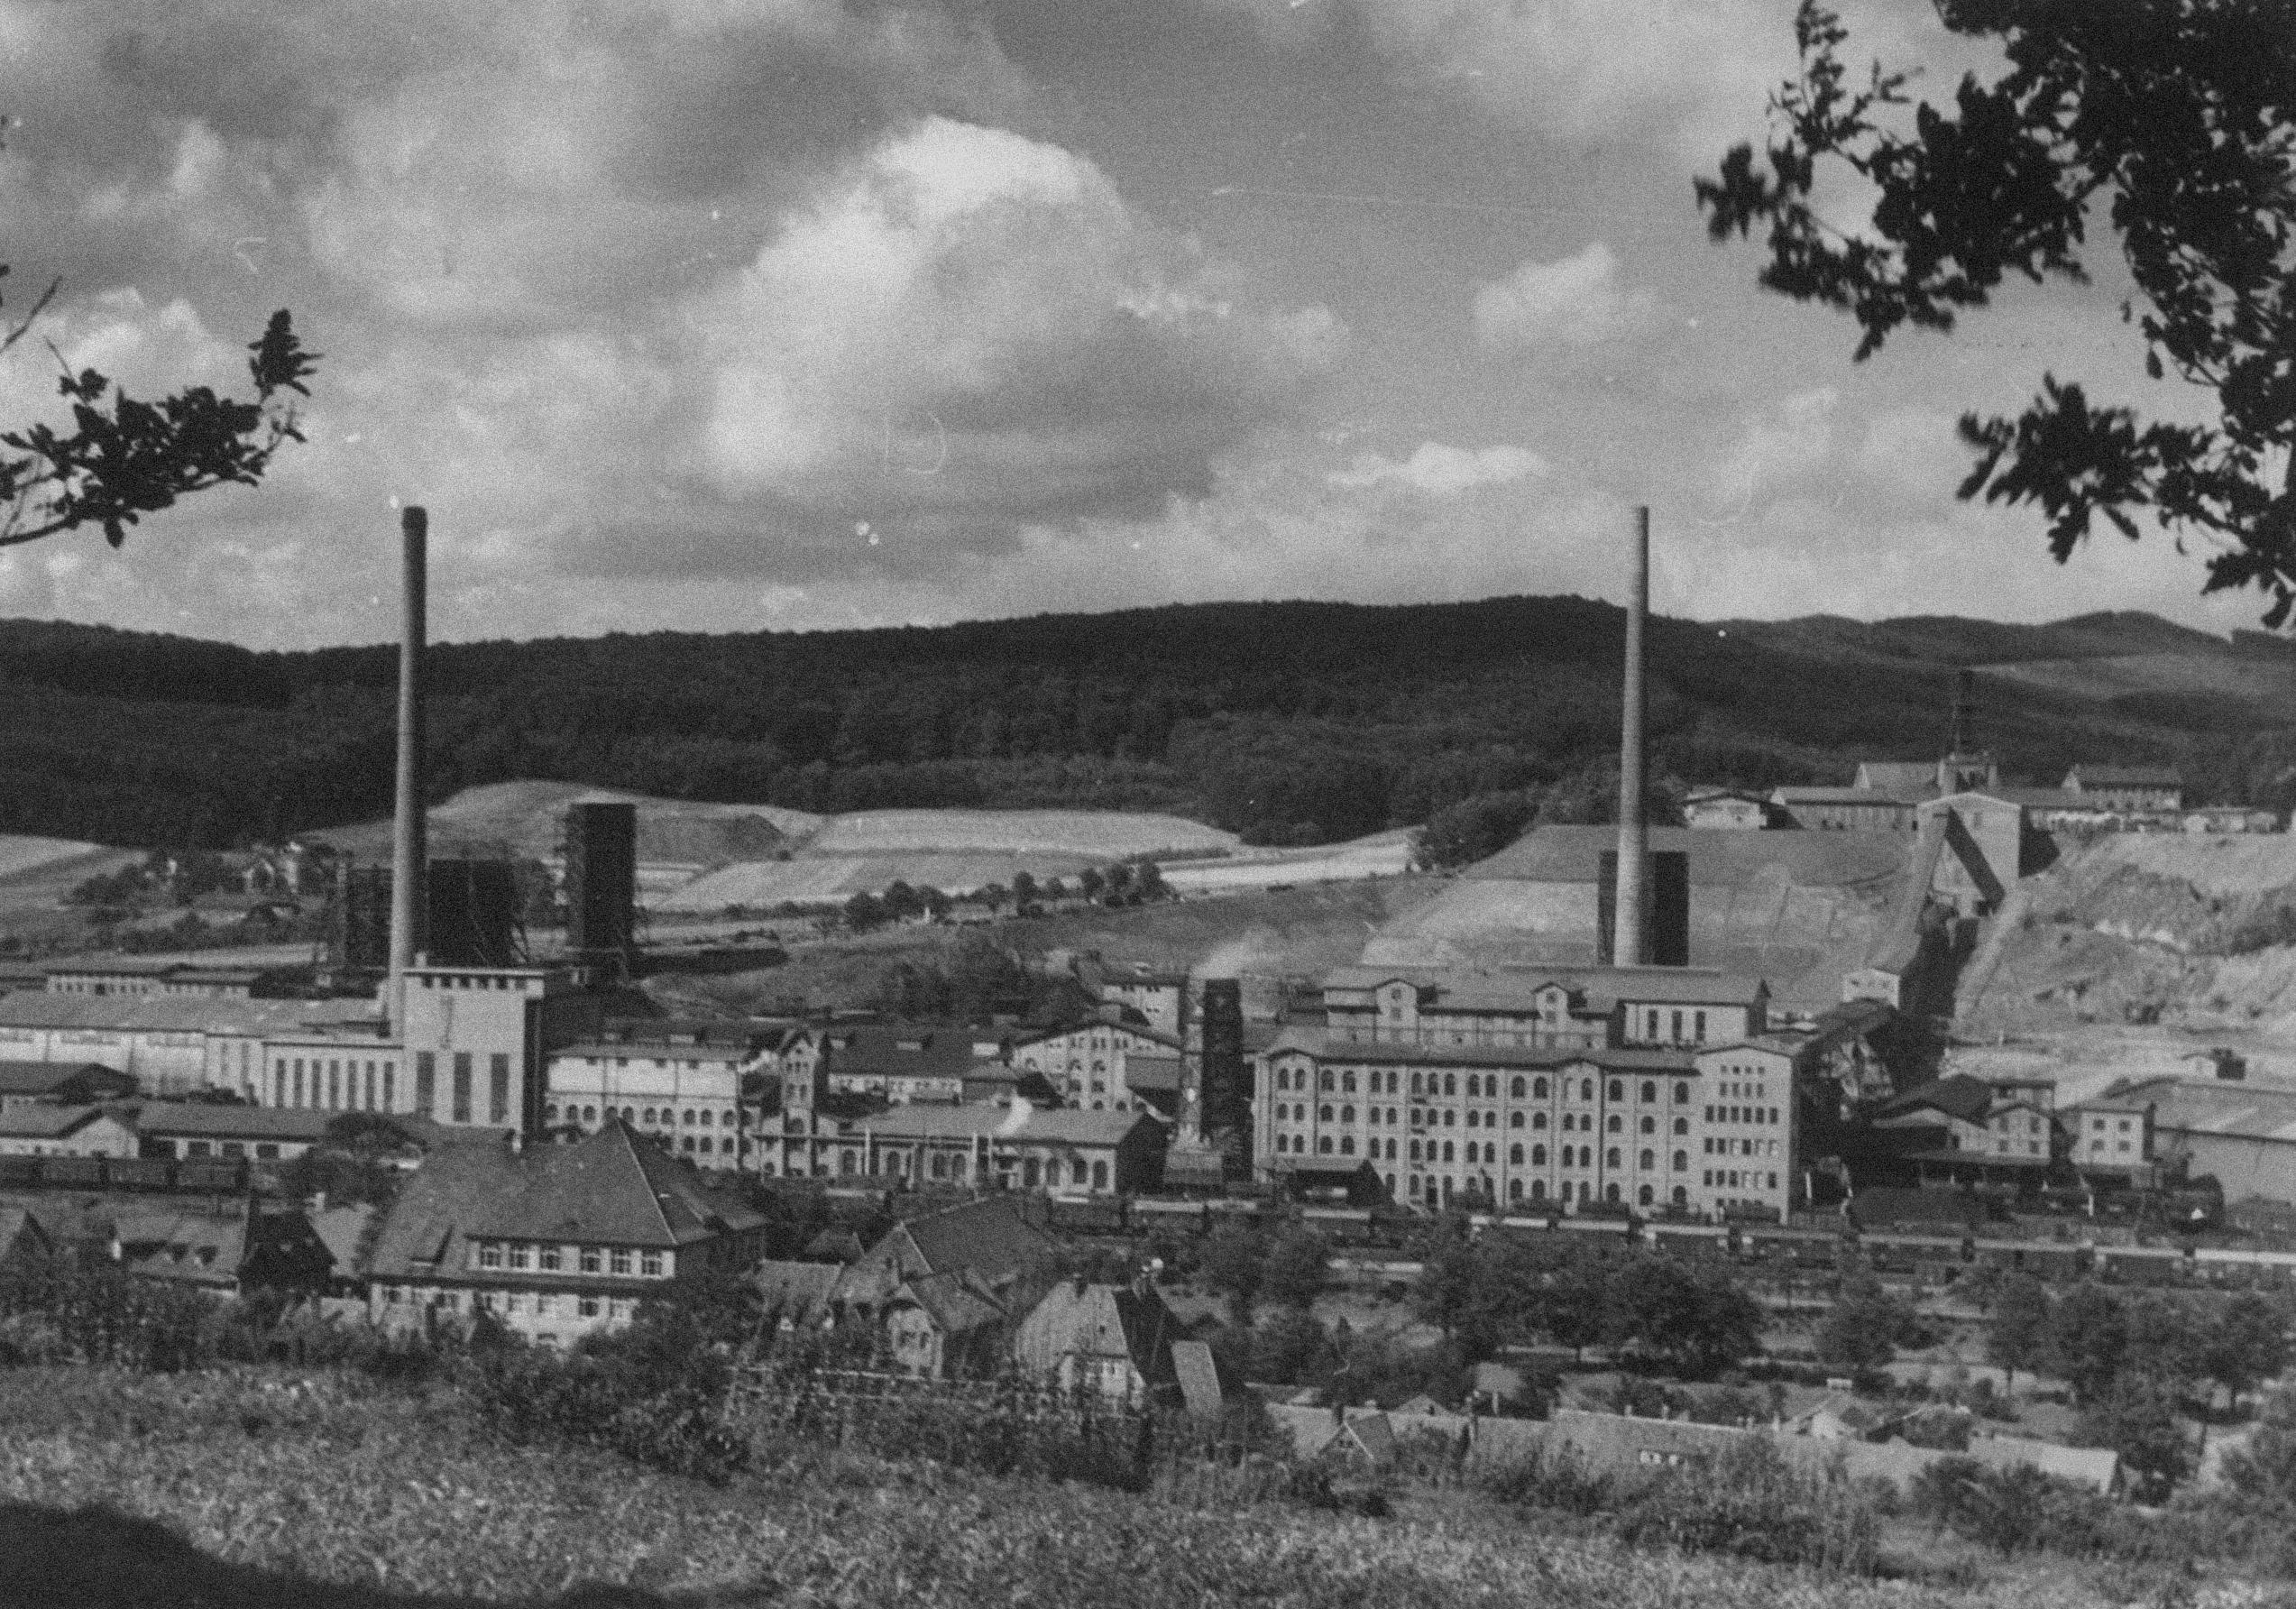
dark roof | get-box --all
[822,1024,998,1080]
[1845,1187,1987,1230]
[0,1103,123,1140]
[1875,1074,1993,1127]
[873,1195,1058,1286]
[365,1120,767,1281]
[133,1102,335,1142]
[755,1258,848,1319]
[0,1061,133,1098]
[891,1267,1006,1335]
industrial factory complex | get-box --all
[0,505,2286,1356]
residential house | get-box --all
[1012,1276,1185,1406]
[885,1267,1008,1379]
[1681,787,1777,831]
[838,1195,1059,1313]
[115,1203,335,1298]
[308,1200,378,1296]
[365,1119,770,1346]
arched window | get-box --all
[1580,1079,1593,1101]
[1532,1112,1548,1130]
[1607,1115,1622,1133]
[1464,1074,1479,1098]
[1511,1111,1525,1128]
[1511,1076,1525,1099]
[1443,1074,1457,1097]
[1606,1146,1621,1169]
[1640,1116,1656,1134]
[1319,1070,1335,1092]
[1640,1081,1657,1104]
[1510,1143,1524,1164]
[1411,1072,1424,1096]
[1275,1068,1289,1092]
[1318,1136,1334,1154]
[1509,1179,1523,1201]
[1342,1071,1355,1093]
[1675,1082,1690,1104]
[1673,1117,1689,1135]
[1442,1141,1455,1163]
[1639,1148,1655,1171]
[1531,1178,1547,1200]
[1606,1080,1622,1102]
[1339,1136,1355,1154]
[1672,1185,1688,1207]
[1318,1105,1334,1122]
[1533,1078,1548,1099]
[543,1104,560,1122]
[1531,1145,1547,1166]
[1386,1138,1399,1159]
[1605,1182,1621,1203]
[1340,1105,1355,1124]
[1638,1184,1653,1206]
[1672,1150,1688,1172]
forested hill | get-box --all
[0,598,2290,852]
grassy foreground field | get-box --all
[0,1366,2271,1609]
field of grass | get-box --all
[0,1365,2234,1609]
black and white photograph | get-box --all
[0,0,2289,1603]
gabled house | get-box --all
[885,1267,1007,1379]
[115,1203,335,1298]
[1011,1276,1184,1406]
[364,1119,770,1346]
[839,1195,1059,1313]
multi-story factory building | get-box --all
[1254,967,1800,1220]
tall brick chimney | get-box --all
[1612,506,1649,968]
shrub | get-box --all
[1610,1440,1879,1576]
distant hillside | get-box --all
[0,599,2288,851]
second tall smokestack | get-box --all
[387,505,427,1025]
[1613,506,1649,969]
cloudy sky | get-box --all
[0,0,2255,648]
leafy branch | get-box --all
[1697,0,2296,625]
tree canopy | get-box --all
[1699,1,2296,623]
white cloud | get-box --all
[1712,387,1840,508]
[1328,441,1548,495]
[1473,243,1647,352]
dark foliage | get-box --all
[0,590,2227,851]
[1699,1,2296,623]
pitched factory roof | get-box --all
[131,1102,335,1142]
[0,1060,133,1099]
[0,991,373,1035]
[0,1103,121,1140]
[1875,1074,1995,1127]
[1258,1025,1697,1073]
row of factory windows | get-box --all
[1274,1132,1700,1172]
[1274,1068,1704,1107]
[758,1148,1111,1191]
[1272,1102,1694,1136]
[271,1051,510,1126]
[543,1102,738,1129]
[1396,1168,1780,1209]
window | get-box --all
[1410,1072,1423,1096]
[477,1241,502,1269]
[1639,1116,1655,1135]
[1606,1115,1621,1133]
[1441,1141,1455,1163]
[1674,1082,1689,1104]
[580,1247,602,1274]
[1532,1112,1548,1130]
[1511,1111,1525,1128]
[1639,1149,1654,1171]
[489,1053,510,1125]
[1319,1070,1335,1093]
[1640,1081,1656,1104]
[451,1052,472,1124]
[1607,1080,1621,1102]
[1318,1105,1333,1123]
[1580,1079,1593,1100]
[539,1246,562,1272]
[1318,1137,1333,1154]
[509,1243,531,1271]
[610,1249,631,1275]
[1533,1078,1548,1099]
[1510,1144,1523,1164]
[1673,1150,1688,1172]
[578,1296,601,1319]
[1443,1074,1456,1097]
[1092,1160,1109,1190]
[1674,1117,1688,1135]
[1340,1105,1355,1124]
[1511,1077,1525,1099]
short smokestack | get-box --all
[1613,506,1649,968]
[387,506,427,1027]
